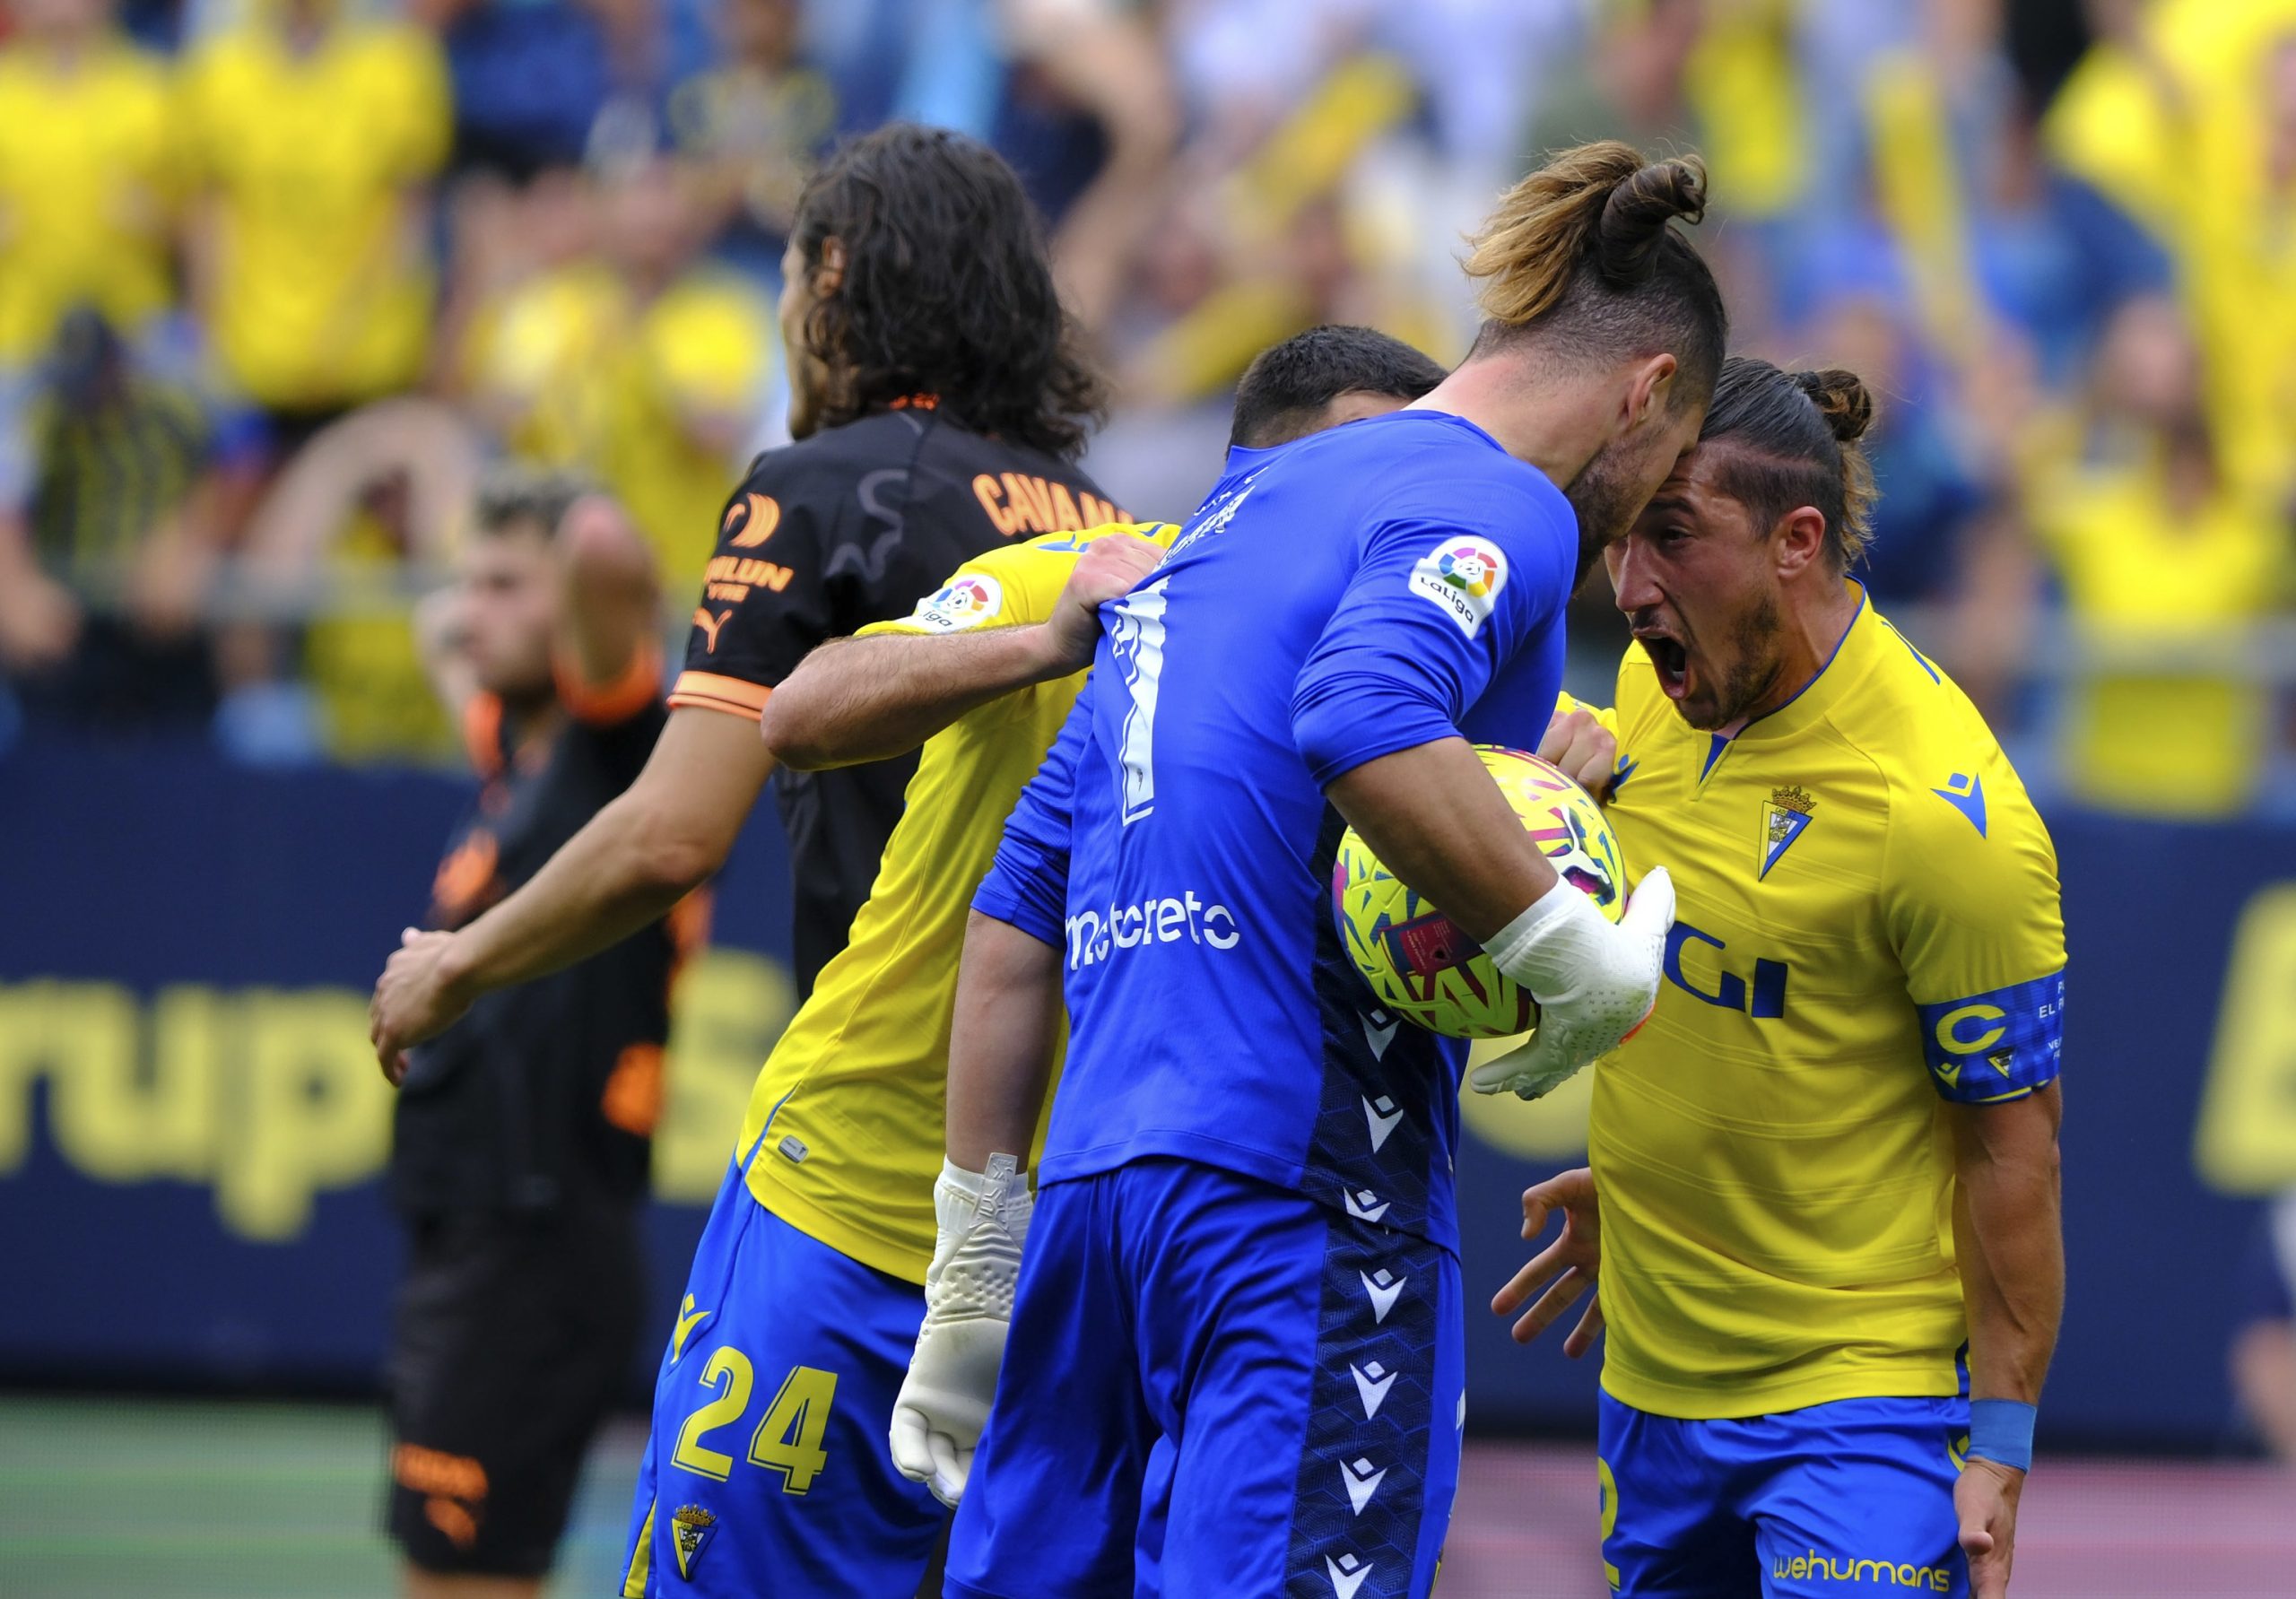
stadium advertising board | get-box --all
[3,743,2293,1449]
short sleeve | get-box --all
[668,456,839,719]
[1291,476,1574,786]
[1885,752,2067,1105]
[971,682,1091,946]
[1552,691,1622,741]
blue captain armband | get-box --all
[1965,1400,2037,1473]
[1915,971,2066,1104]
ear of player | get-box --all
[889,1152,1033,1508]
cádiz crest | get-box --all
[1759,785,1815,881]
[671,1504,718,1577]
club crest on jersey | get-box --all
[1758,785,1815,881]
[911,573,1003,631]
[670,1504,718,1577]
[1408,538,1509,638]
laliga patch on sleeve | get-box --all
[910,573,1004,631]
[1407,539,1510,638]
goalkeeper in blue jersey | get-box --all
[1496,359,2066,1599]
[891,143,1729,1599]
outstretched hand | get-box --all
[370,927,474,1084]
[1491,1167,1605,1355]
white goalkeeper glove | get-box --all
[1468,866,1674,1101]
[889,1153,1032,1508]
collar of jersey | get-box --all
[1700,580,1874,770]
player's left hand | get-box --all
[1490,1167,1605,1355]
[1537,706,1619,796]
[1955,1458,2023,1598]
[370,927,475,1084]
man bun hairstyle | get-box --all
[792,122,1107,459]
[1228,325,1448,448]
[1699,357,1880,572]
[1463,141,1726,407]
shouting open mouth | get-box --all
[1637,626,1691,701]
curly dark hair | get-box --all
[792,124,1106,460]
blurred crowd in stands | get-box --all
[0,0,2292,816]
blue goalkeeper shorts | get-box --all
[946,1156,1465,1599]
[1597,1390,1973,1597]
[619,1145,945,1598]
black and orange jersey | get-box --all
[391,650,703,1217]
[668,401,1124,995]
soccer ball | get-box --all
[1332,746,1629,1038]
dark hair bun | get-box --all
[1596,157,1709,283]
[1794,367,1875,444]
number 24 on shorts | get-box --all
[671,1348,839,1495]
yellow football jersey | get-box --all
[0,36,179,365]
[735,522,1179,1283]
[1587,587,2066,1419]
[179,18,448,409]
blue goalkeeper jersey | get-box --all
[973,411,1579,1251]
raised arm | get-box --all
[761,530,1162,769]
[553,494,660,695]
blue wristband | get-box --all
[1965,1399,2037,1473]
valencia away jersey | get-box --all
[667,403,1125,995]
[1586,588,2066,1418]
[734,521,1181,1284]
[974,414,1581,1252]
[392,653,701,1216]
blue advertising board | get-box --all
[4,741,2295,1451]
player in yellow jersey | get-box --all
[616,326,1448,1598]
[1489,358,2065,1599]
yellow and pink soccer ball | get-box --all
[1332,746,1628,1038]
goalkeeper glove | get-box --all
[889,1153,1032,1508]
[1468,866,1674,1100]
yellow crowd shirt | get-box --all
[2024,458,2285,818]
[0,35,178,366]
[469,265,771,588]
[180,17,448,409]
[735,522,1180,1283]
[1587,588,2066,1419]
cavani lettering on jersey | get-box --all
[1065,891,1242,969]
[971,473,1127,538]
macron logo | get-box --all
[1351,1360,1397,1418]
[1344,1188,1391,1224]
[1362,1095,1402,1151]
[1341,1456,1387,1516]
[1326,1554,1374,1599]
[1360,1269,1405,1323]
[1361,1012,1398,1059]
